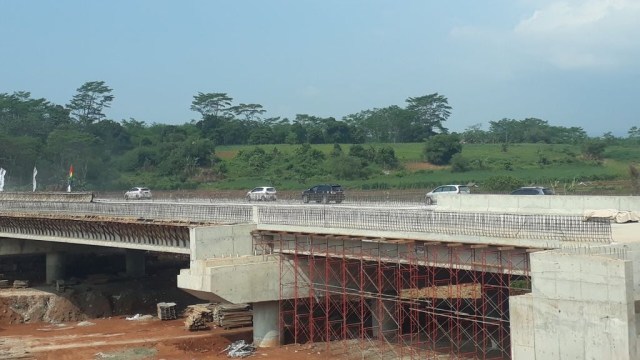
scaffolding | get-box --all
[255,231,532,360]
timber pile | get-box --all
[184,303,215,331]
[400,283,482,300]
[213,303,252,329]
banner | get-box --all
[32,167,38,192]
[0,168,5,192]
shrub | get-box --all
[482,175,524,192]
[450,154,470,172]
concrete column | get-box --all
[371,298,398,342]
[45,252,65,284]
[253,301,281,347]
[125,250,146,278]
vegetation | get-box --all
[0,81,638,194]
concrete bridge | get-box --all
[1,194,640,359]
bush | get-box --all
[423,134,462,165]
[482,175,524,192]
[450,154,470,172]
[581,140,606,160]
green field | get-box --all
[208,142,639,194]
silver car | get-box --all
[246,186,277,201]
[124,187,152,200]
[425,184,470,205]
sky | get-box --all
[1,0,639,136]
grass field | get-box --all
[210,142,639,194]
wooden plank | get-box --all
[400,283,482,300]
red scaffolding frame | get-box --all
[255,231,531,359]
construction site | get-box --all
[1,193,640,359]
[248,230,527,359]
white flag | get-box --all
[0,168,5,192]
[32,167,38,192]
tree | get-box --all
[230,103,266,121]
[461,123,489,144]
[405,93,452,139]
[190,92,233,118]
[67,81,114,125]
[423,133,462,165]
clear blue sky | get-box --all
[1,0,638,136]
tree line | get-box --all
[0,81,637,190]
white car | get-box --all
[425,184,470,205]
[124,187,152,200]
[246,187,277,201]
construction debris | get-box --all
[222,340,256,358]
[157,302,177,320]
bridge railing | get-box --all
[0,201,611,243]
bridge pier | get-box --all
[45,251,65,284]
[126,250,146,278]
[253,301,281,347]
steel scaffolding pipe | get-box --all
[253,231,532,360]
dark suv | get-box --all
[302,184,345,204]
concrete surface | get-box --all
[510,247,639,359]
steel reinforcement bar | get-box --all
[0,201,611,242]
[257,206,612,242]
[0,201,253,224]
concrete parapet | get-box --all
[437,194,640,215]
[0,191,94,202]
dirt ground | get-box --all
[0,316,328,360]
[0,286,328,360]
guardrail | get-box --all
[0,201,611,243]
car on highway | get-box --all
[425,184,471,205]
[246,186,277,201]
[302,184,345,204]
[510,186,555,195]
[124,187,152,200]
